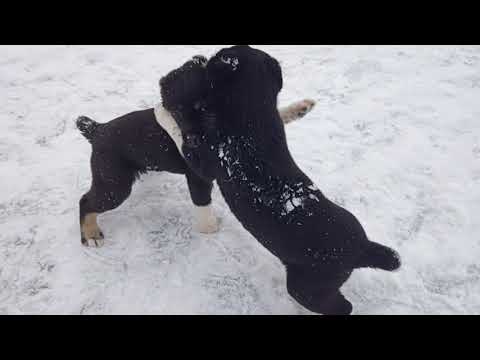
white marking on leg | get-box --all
[279,99,316,124]
[81,213,105,248]
[193,204,219,234]
[154,104,185,157]
[86,238,105,248]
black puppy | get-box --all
[77,55,316,247]
[161,46,401,315]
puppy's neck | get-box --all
[154,103,184,157]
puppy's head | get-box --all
[207,45,283,103]
[160,55,210,133]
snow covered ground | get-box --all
[1,45,479,315]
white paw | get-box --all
[194,217,219,234]
[280,99,317,125]
[294,99,316,117]
[84,238,105,248]
[193,205,219,234]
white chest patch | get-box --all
[154,103,184,158]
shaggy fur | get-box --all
[161,46,401,315]
[76,55,315,247]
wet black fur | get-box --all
[163,45,401,315]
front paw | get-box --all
[194,217,219,234]
[193,205,219,234]
[294,99,316,118]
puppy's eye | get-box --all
[171,110,183,119]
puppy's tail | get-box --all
[356,241,401,272]
[76,116,100,141]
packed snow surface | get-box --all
[1,45,479,314]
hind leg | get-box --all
[310,289,353,315]
[79,155,136,247]
[286,264,353,315]
[186,170,218,234]
[79,194,104,247]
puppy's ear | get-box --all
[159,75,171,96]
[159,74,175,109]
[159,75,167,89]
[268,57,283,93]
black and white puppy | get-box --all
[77,55,315,247]
[160,46,401,315]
